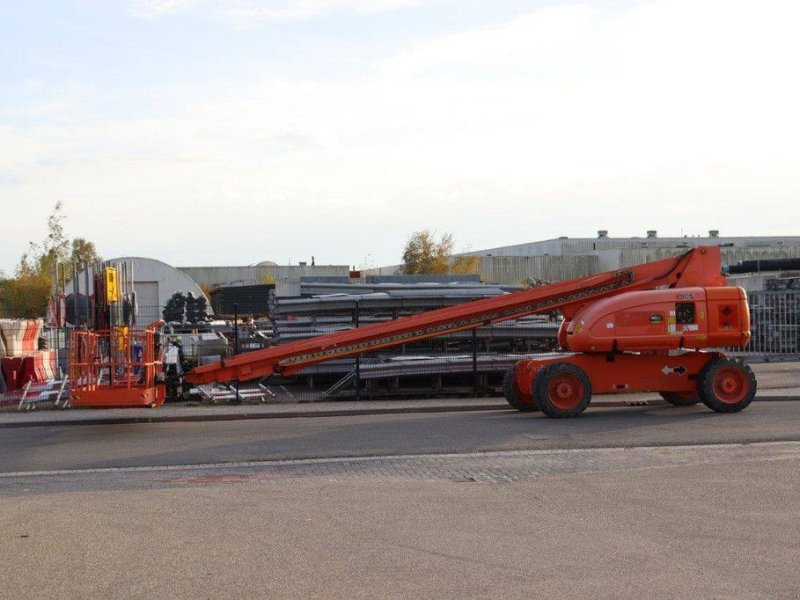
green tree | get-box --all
[401,230,479,276]
[450,254,479,275]
[70,237,102,269]
[17,201,70,279]
[0,202,102,318]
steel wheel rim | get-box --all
[713,367,748,404]
[547,374,584,410]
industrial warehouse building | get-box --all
[460,230,800,259]
[173,231,800,291]
[368,231,800,288]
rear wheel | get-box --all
[503,365,538,412]
[659,391,700,406]
[533,362,592,418]
[699,357,756,413]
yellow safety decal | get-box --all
[105,267,120,303]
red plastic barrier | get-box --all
[1,357,23,391]
[0,351,54,392]
[17,356,37,390]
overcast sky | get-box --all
[1,0,798,274]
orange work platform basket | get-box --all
[69,321,166,408]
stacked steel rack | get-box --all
[267,280,560,399]
[744,277,800,357]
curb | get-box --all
[0,395,797,429]
[0,402,506,429]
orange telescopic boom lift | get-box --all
[186,246,755,417]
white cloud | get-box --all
[4,0,800,271]
[129,0,427,25]
[129,0,201,18]
[379,5,598,79]
[221,0,426,28]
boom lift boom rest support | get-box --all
[187,247,748,417]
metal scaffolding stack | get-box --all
[745,278,800,356]
[268,280,560,399]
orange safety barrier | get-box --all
[69,321,165,408]
[0,319,40,356]
[33,352,46,381]
[0,320,20,355]
[41,349,56,380]
[30,349,56,381]
[25,320,41,353]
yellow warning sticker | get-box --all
[105,267,119,303]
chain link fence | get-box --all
[731,290,800,359]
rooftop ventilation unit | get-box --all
[646,230,658,238]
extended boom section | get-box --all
[187,247,726,386]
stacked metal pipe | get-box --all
[269,280,560,398]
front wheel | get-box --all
[533,362,592,418]
[699,358,756,413]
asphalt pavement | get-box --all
[2,442,799,598]
[2,360,798,598]
[3,401,800,474]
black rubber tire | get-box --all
[533,362,592,418]
[503,365,538,412]
[659,392,700,406]
[698,357,757,413]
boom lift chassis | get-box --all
[187,246,756,418]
